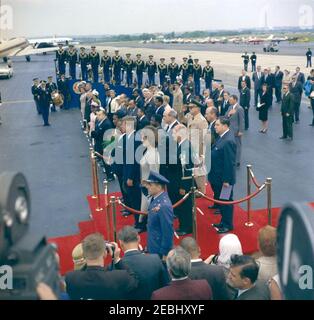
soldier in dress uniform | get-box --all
[89,46,100,83]
[56,43,67,75]
[112,50,123,85]
[57,74,70,109]
[79,47,89,81]
[135,54,145,88]
[202,60,214,91]
[101,49,112,84]
[46,76,58,112]
[193,58,202,96]
[168,57,179,84]
[158,58,168,86]
[123,53,134,87]
[144,171,174,259]
[241,52,249,72]
[180,57,192,85]
[146,55,157,86]
[250,52,257,72]
[31,77,41,114]
[67,44,78,79]
[187,55,193,65]
[38,81,51,126]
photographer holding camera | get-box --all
[65,233,139,300]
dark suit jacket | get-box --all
[274,71,284,87]
[296,72,305,84]
[134,96,144,109]
[112,133,126,177]
[189,261,230,300]
[236,281,271,300]
[151,278,212,300]
[261,74,273,89]
[144,99,156,120]
[155,105,165,117]
[121,250,169,300]
[289,81,303,103]
[208,130,237,186]
[91,118,113,155]
[137,115,150,130]
[220,100,230,116]
[281,92,294,115]
[252,72,263,90]
[238,75,251,90]
[239,87,251,108]
[65,262,138,300]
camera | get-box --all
[105,241,115,258]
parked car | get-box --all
[263,43,279,53]
[0,63,13,79]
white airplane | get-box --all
[0,37,58,62]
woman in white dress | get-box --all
[79,85,87,120]
[139,126,160,212]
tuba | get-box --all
[51,90,64,107]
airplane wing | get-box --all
[14,45,57,57]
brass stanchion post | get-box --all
[266,177,272,225]
[110,196,117,242]
[245,164,254,227]
[191,169,198,241]
[90,148,103,211]
[103,179,111,240]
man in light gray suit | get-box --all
[226,95,244,167]
[252,65,263,107]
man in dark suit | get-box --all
[91,109,114,180]
[227,254,270,300]
[294,66,305,84]
[261,68,274,106]
[151,247,212,300]
[239,80,251,130]
[220,91,230,116]
[142,89,156,120]
[280,85,294,140]
[38,81,51,126]
[241,52,249,71]
[274,66,284,103]
[118,226,169,299]
[237,70,251,92]
[205,106,219,146]
[209,117,237,233]
[306,48,312,68]
[132,89,144,109]
[137,108,150,130]
[65,233,138,300]
[252,65,263,107]
[154,95,165,117]
[180,237,230,300]
[289,76,303,123]
[126,99,138,117]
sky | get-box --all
[1,0,313,38]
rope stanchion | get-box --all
[90,148,103,212]
[249,167,262,189]
[246,165,254,227]
[110,196,117,242]
[266,178,272,225]
[103,179,111,240]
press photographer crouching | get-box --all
[65,233,138,300]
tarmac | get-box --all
[0,49,313,238]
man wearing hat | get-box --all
[112,50,123,85]
[123,53,134,87]
[168,57,179,84]
[158,58,168,86]
[180,57,192,85]
[31,78,41,114]
[38,81,51,126]
[193,59,202,96]
[89,46,100,83]
[101,49,112,84]
[135,54,145,88]
[67,44,78,79]
[145,171,174,259]
[46,76,58,112]
[56,43,67,75]
[202,60,214,91]
[57,74,70,109]
[79,47,89,81]
[146,55,157,86]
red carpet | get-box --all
[49,185,305,276]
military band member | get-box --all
[31,77,41,114]
[79,47,89,81]
[180,57,192,85]
[89,46,100,83]
[56,43,67,75]
[250,52,257,72]
[135,54,145,88]
[168,57,179,84]
[101,49,112,83]
[193,58,202,96]
[112,50,123,85]
[158,58,168,85]
[241,52,249,72]
[187,55,193,65]
[46,76,58,112]
[202,60,214,91]
[38,81,51,126]
[57,74,69,109]
[67,44,78,79]
[146,55,157,86]
[123,53,134,87]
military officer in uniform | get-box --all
[158,58,168,86]
[46,76,58,112]
[180,57,192,85]
[168,57,179,84]
[79,47,89,81]
[193,58,202,96]
[135,54,145,88]
[145,171,174,259]
[56,43,67,75]
[112,50,123,85]
[123,53,134,87]
[250,52,257,72]
[146,55,157,86]
[202,60,214,91]
[38,81,51,126]
[57,74,70,109]
[101,49,112,84]
[31,77,41,114]
[241,52,249,72]
[89,46,100,83]
[67,44,78,79]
